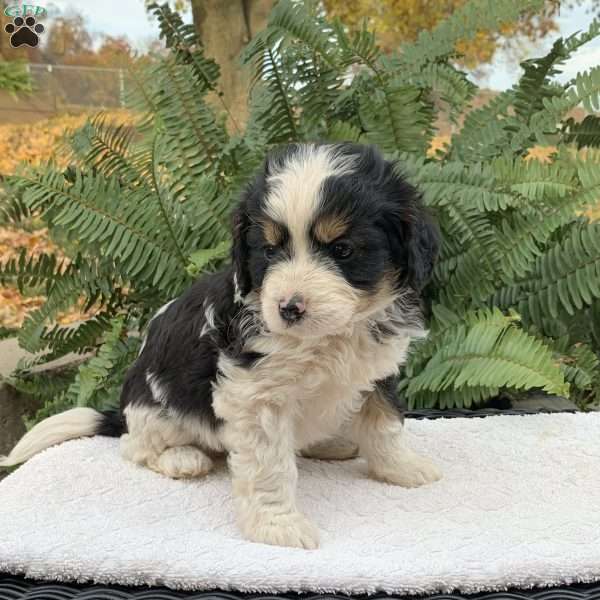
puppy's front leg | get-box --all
[222,402,319,549]
[353,385,442,488]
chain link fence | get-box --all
[0,62,128,122]
[26,63,126,109]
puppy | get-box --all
[1,143,441,549]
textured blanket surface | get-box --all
[1,413,599,595]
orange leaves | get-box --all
[0,227,59,261]
[322,0,560,66]
[0,287,45,330]
[0,109,134,176]
[0,227,61,329]
[0,113,87,175]
[0,110,133,329]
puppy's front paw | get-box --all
[371,452,442,488]
[243,511,320,549]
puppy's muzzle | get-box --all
[279,294,306,324]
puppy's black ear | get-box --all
[405,210,440,291]
[380,169,440,292]
[231,201,251,300]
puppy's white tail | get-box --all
[0,407,123,468]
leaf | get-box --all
[187,240,231,276]
[407,309,569,404]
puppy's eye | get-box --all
[331,241,354,259]
[264,245,277,260]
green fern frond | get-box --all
[563,115,600,149]
[0,60,32,95]
[148,2,220,92]
[0,250,66,293]
[493,222,600,324]
[399,0,545,71]
[0,327,17,340]
[263,0,337,64]
[13,169,189,292]
[543,66,600,119]
[178,175,231,251]
[289,47,345,138]
[70,114,153,189]
[73,317,131,408]
[406,159,521,212]
[7,369,76,403]
[512,20,600,126]
[402,61,476,119]
[40,315,117,361]
[559,342,599,390]
[244,41,299,143]
[407,308,569,401]
[327,121,363,143]
[410,385,501,410]
[187,239,232,276]
[154,58,227,179]
[333,18,381,67]
[358,78,432,154]
[490,157,577,205]
[449,90,515,161]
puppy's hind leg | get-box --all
[151,445,214,479]
[120,405,215,479]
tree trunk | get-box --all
[191,0,274,130]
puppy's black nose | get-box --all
[279,294,306,323]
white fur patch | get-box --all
[154,299,176,319]
[264,145,355,256]
[120,404,224,477]
[139,299,176,355]
[260,254,361,338]
[200,301,216,337]
[145,371,169,408]
[233,273,243,304]
[214,316,412,453]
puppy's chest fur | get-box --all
[215,323,411,449]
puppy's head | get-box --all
[231,143,438,339]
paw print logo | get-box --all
[4,16,45,48]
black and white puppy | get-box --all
[1,142,441,549]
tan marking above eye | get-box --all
[313,214,349,244]
[262,220,285,246]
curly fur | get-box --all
[1,143,442,549]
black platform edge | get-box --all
[405,408,578,419]
[0,407,592,600]
[2,578,600,600]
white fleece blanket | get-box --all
[1,412,600,595]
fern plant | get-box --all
[2,0,600,420]
[0,61,32,95]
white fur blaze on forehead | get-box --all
[264,145,356,243]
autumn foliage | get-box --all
[323,0,561,66]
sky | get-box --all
[21,0,600,90]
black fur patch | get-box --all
[97,410,126,437]
[375,374,406,420]
[120,268,258,429]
